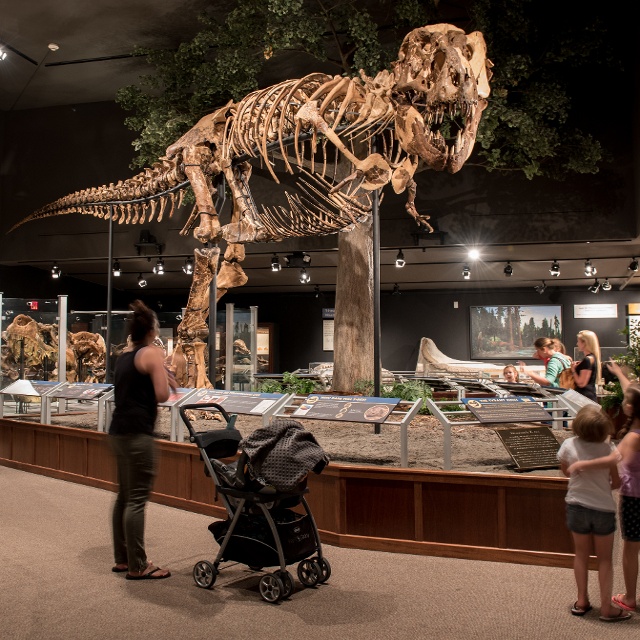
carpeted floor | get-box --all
[1,465,638,640]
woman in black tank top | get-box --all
[108,300,177,580]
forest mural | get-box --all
[470,305,562,359]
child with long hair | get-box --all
[557,405,630,621]
[570,360,640,615]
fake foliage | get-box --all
[601,323,640,416]
[116,0,621,181]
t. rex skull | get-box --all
[393,23,492,173]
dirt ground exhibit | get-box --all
[43,409,574,477]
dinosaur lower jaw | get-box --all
[397,99,486,173]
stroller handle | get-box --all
[179,403,232,437]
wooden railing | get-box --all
[0,418,574,567]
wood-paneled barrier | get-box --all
[0,418,574,567]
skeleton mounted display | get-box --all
[11,24,492,387]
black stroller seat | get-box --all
[179,403,331,603]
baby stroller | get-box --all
[179,403,330,603]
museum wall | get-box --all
[226,288,640,373]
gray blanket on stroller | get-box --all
[240,419,329,492]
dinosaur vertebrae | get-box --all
[8,158,188,232]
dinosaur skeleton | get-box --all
[11,24,492,387]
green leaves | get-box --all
[116,0,617,180]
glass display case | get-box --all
[215,304,258,391]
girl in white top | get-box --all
[557,406,630,622]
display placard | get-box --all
[462,396,552,423]
[31,381,63,396]
[573,304,617,318]
[293,395,400,423]
[53,383,113,399]
[188,389,283,414]
[495,426,560,471]
[322,320,334,351]
[159,388,193,407]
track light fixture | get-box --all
[284,251,311,268]
[534,280,547,294]
[462,265,471,280]
[152,257,165,275]
[271,254,282,272]
[112,260,121,277]
[51,263,61,279]
[584,259,597,277]
[549,260,560,277]
[0,50,7,61]
[468,248,480,260]
[601,278,612,291]
[392,283,401,295]
[588,279,600,293]
[182,257,194,275]
[314,285,320,298]
[299,268,311,284]
[395,249,406,268]
[137,274,147,288]
[503,262,513,277]
[629,258,639,273]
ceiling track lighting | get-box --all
[112,260,121,277]
[182,257,194,275]
[284,251,311,268]
[584,259,597,277]
[0,50,7,61]
[271,254,281,272]
[395,249,406,268]
[51,263,61,279]
[468,248,480,261]
[299,268,311,284]
[601,278,612,291]
[137,273,147,288]
[392,283,401,295]
[629,257,639,273]
[152,257,165,275]
[549,260,560,277]
[503,262,513,277]
[534,280,547,294]
[462,265,471,280]
[314,285,321,298]
[588,279,600,294]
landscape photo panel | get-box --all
[470,305,562,360]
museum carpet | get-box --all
[1,465,638,640]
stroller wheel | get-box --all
[277,570,295,599]
[259,573,285,603]
[297,559,320,587]
[193,560,217,589]
[315,557,331,583]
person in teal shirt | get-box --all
[518,336,572,388]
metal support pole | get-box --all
[105,206,114,382]
[372,180,382,434]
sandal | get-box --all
[571,602,592,616]
[599,608,632,622]
[126,564,171,580]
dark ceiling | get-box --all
[1,1,639,298]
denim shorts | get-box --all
[566,503,616,536]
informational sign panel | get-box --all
[159,388,193,407]
[31,381,63,395]
[293,394,400,423]
[188,389,283,414]
[495,426,561,471]
[462,396,552,423]
[322,320,334,351]
[573,304,617,319]
[53,383,113,400]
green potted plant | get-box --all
[601,323,640,421]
